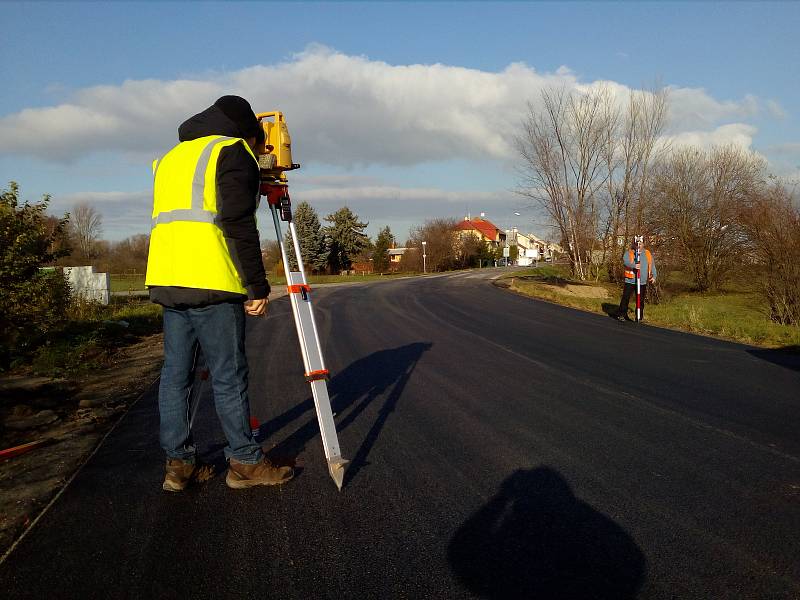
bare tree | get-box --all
[516,86,615,280]
[404,218,460,272]
[70,202,103,262]
[650,145,764,291]
[261,239,282,274]
[739,181,800,325]
[601,86,669,281]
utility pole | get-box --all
[422,240,427,274]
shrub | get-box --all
[739,184,800,325]
[0,182,71,368]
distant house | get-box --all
[511,230,540,266]
[388,247,407,272]
[506,229,562,266]
[455,216,506,247]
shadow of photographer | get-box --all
[263,342,433,483]
[448,466,646,599]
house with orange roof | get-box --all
[454,215,506,247]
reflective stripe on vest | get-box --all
[145,135,257,294]
[624,249,652,281]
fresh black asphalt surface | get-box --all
[2,269,799,599]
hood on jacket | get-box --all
[178,105,243,142]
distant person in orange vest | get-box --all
[615,238,657,322]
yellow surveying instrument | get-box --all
[256,111,348,490]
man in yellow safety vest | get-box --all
[145,96,293,491]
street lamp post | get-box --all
[422,241,427,274]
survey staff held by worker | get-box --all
[615,237,657,322]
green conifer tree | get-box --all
[284,201,330,273]
[372,226,394,273]
[324,206,369,272]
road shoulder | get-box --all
[0,334,163,558]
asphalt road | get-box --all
[2,270,799,599]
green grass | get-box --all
[503,267,800,349]
[22,298,162,377]
[110,273,146,292]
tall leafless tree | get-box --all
[649,145,764,291]
[70,202,103,262]
[739,181,800,325]
[516,85,616,280]
[601,86,669,281]
[403,218,460,272]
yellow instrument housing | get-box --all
[256,111,298,173]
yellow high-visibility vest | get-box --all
[145,135,258,294]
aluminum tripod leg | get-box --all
[270,204,348,490]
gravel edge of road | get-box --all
[0,370,162,567]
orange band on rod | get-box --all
[288,284,311,294]
[305,369,329,382]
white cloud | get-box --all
[0,45,770,166]
[765,142,800,156]
[766,100,788,120]
[662,123,759,151]
[666,87,759,130]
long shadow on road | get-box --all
[448,466,646,600]
[262,342,432,485]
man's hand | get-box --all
[244,298,268,316]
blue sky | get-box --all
[1,1,798,241]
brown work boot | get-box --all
[226,457,294,489]
[163,458,196,492]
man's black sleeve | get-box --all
[216,143,269,300]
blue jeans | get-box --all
[158,303,263,464]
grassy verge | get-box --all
[110,273,146,292]
[502,266,800,349]
[17,298,162,377]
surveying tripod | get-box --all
[256,111,348,490]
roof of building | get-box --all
[388,248,407,256]
[455,217,502,241]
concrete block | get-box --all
[64,266,110,305]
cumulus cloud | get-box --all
[666,88,759,130]
[0,45,770,165]
[766,100,788,120]
[661,123,759,151]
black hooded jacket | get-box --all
[149,105,269,308]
